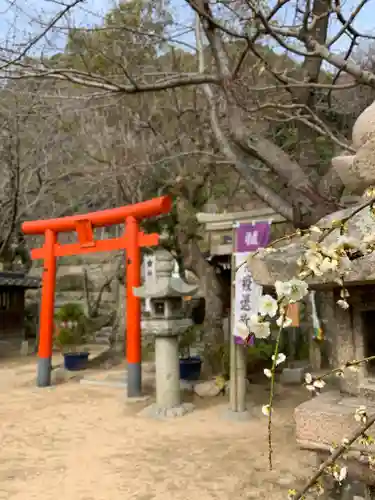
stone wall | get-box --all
[27,252,122,310]
[24,253,124,346]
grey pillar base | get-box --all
[221,407,252,422]
[229,342,247,412]
[127,362,142,398]
[37,357,52,387]
[155,335,180,408]
[139,402,195,419]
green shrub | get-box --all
[247,339,274,362]
[54,303,89,353]
[178,324,203,358]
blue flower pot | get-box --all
[63,352,90,371]
[179,356,202,381]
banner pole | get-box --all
[236,313,247,412]
[229,223,237,412]
[229,220,272,414]
[235,247,247,414]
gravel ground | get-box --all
[0,359,316,500]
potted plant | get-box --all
[178,325,203,381]
[246,339,275,375]
[54,303,91,371]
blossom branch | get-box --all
[292,413,375,500]
[267,323,284,470]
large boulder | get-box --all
[333,100,375,194]
[250,100,375,287]
[248,200,375,287]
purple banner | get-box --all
[235,334,255,346]
[234,221,270,345]
[236,222,271,253]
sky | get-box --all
[0,0,374,58]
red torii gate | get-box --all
[22,196,172,397]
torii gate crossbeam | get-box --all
[22,196,172,398]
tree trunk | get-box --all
[201,261,226,375]
[183,239,226,375]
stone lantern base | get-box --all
[139,333,195,419]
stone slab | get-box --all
[80,365,198,396]
[295,391,375,453]
[295,392,375,486]
[80,378,127,389]
[280,366,307,385]
[51,367,83,385]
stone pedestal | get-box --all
[133,249,198,419]
[155,335,180,409]
[139,330,195,419]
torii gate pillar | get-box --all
[22,196,172,398]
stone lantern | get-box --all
[133,248,199,418]
[245,100,375,497]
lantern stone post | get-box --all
[134,249,198,418]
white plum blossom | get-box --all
[262,404,271,416]
[324,244,340,259]
[365,186,375,198]
[275,280,292,299]
[288,278,309,302]
[274,278,308,303]
[264,368,272,378]
[337,299,349,310]
[347,363,360,373]
[304,373,326,391]
[305,249,324,276]
[276,315,292,328]
[272,353,286,366]
[337,254,352,272]
[258,294,278,318]
[320,257,339,273]
[305,384,316,392]
[363,233,375,245]
[354,406,367,423]
[300,236,358,278]
[235,322,250,340]
[249,314,271,339]
[313,379,326,389]
[336,235,363,252]
[333,466,347,484]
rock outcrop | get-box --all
[249,98,375,288]
[248,201,375,287]
[333,100,375,194]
